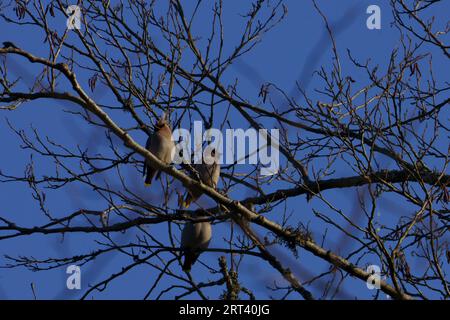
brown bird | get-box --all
[181,213,212,271]
[143,114,175,186]
[182,149,220,208]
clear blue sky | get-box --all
[0,0,448,299]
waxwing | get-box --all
[180,213,212,271]
[182,148,220,208]
[143,113,175,186]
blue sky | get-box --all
[0,0,448,299]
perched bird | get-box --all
[143,113,175,186]
[182,149,220,208]
[2,41,18,49]
[181,213,212,271]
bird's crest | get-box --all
[155,112,170,129]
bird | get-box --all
[2,41,18,49]
[181,148,220,208]
[143,113,175,186]
[181,213,212,271]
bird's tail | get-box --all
[182,252,200,272]
[182,192,194,208]
[144,166,157,186]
